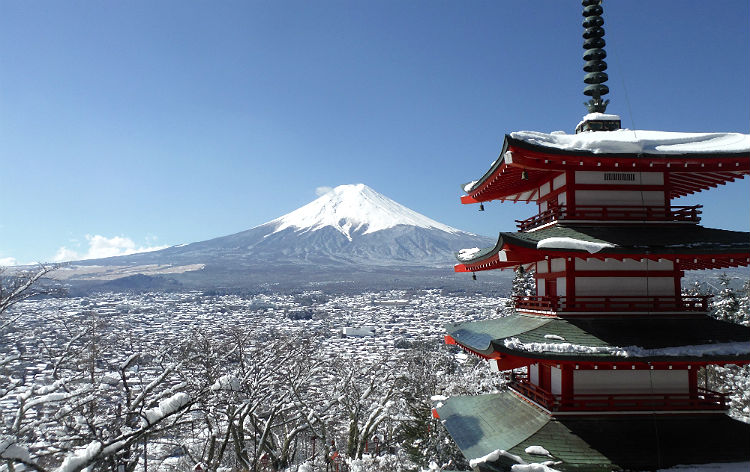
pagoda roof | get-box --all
[455,225,750,272]
[437,391,750,471]
[445,313,750,362]
[461,130,750,203]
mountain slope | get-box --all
[69,184,494,286]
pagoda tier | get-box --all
[436,392,750,472]
[444,313,749,414]
[456,225,749,316]
[462,131,750,205]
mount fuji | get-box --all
[63,184,496,290]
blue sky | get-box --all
[1,0,748,265]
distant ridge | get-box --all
[63,184,495,289]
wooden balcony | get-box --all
[516,205,702,231]
[509,378,728,413]
[514,295,710,314]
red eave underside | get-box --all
[462,144,750,203]
[455,246,750,273]
[445,336,750,370]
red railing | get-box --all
[509,379,727,412]
[514,295,711,313]
[516,205,702,231]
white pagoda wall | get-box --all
[538,174,567,212]
[527,364,562,395]
[575,258,674,271]
[573,171,666,207]
[574,171,664,186]
[574,258,676,297]
[575,190,664,207]
[575,277,674,296]
[551,367,562,395]
[574,370,689,395]
[529,363,539,385]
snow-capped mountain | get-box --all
[269,184,461,241]
[68,184,494,288]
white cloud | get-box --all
[315,186,333,197]
[53,235,168,262]
[53,247,80,263]
[0,257,18,266]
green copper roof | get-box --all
[446,313,551,355]
[439,392,750,471]
[436,391,552,467]
[457,225,750,264]
[445,314,750,362]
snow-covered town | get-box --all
[2,273,749,472]
[1,287,509,472]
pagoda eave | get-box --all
[445,314,750,366]
[437,392,750,471]
[455,226,750,272]
[461,135,750,203]
[447,337,750,368]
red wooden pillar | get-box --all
[561,364,574,409]
[565,257,575,308]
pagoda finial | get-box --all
[582,0,609,113]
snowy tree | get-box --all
[395,344,469,471]
[1,274,199,472]
[511,266,535,300]
[710,273,741,324]
[696,274,750,420]
[332,360,403,461]
[178,329,334,471]
[0,264,61,330]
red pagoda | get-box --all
[436,2,750,471]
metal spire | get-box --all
[582,0,609,113]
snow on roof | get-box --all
[576,113,622,130]
[536,237,615,253]
[503,338,750,358]
[510,129,750,155]
[457,247,482,261]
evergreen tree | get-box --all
[711,273,741,324]
[511,266,536,299]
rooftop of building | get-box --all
[445,312,750,362]
[436,391,750,472]
[455,225,750,272]
[460,130,750,203]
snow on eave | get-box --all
[503,338,750,358]
[457,247,481,261]
[537,237,615,254]
[509,129,750,155]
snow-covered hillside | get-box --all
[268,184,463,241]
[66,184,494,285]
